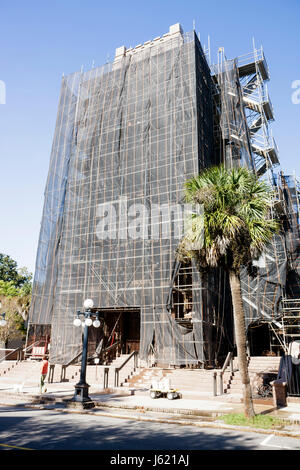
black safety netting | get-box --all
[240,233,287,328]
[29,30,215,366]
[241,173,300,329]
[28,26,300,367]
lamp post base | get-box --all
[67,382,95,409]
[67,400,95,410]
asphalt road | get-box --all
[0,405,299,452]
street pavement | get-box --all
[0,405,300,451]
[1,373,300,452]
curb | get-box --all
[0,392,246,418]
[6,401,300,440]
[1,396,300,440]
[0,391,295,417]
[93,401,223,418]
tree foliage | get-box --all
[0,297,26,344]
[178,165,280,271]
[0,254,32,345]
[0,253,32,288]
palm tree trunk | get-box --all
[229,270,255,419]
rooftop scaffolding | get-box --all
[211,44,279,177]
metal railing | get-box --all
[48,342,121,384]
[23,340,45,359]
[212,371,217,396]
[210,47,267,77]
[65,350,83,367]
[0,339,51,368]
[47,348,83,383]
[0,347,23,363]
[114,351,139,387]
[218,352,234,395]
[281,298,300,311]
[103,341,120,365]
[236,47,265,66]
[243,87,270,106]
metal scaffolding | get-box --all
[210,43,300,356]
[27,24,299,367]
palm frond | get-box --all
[181,165,280,270]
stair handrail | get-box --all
[0,346,23,363]
[114,351,139,387]
[104,341,120,353]
[102,341,121,365]
[64,350,83,367]
[22,339,41,356]
[218,351,234,395]
[60,341,121,371]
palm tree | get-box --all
[178,165,280,418]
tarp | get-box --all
[28,31,214,365]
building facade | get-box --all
[27,24,299,367]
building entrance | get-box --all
[88,308,140,364]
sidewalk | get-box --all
[0,378,300,438]
[0,379,242,415]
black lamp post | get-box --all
[68,299,101,409]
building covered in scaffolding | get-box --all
[27,23,300,368]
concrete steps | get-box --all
[0,360,42,387]
[126,356,282,397]
[0,356,136,391]
[0,356,282,397]
[0,361,19,376]
[47,354,137,389]
[125,367,219,396]
[225,356,281,394]
[233,356,281,370]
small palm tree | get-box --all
[178,165,279,418]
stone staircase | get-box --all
[49,353,137,389]
[0,360,42,388]
[0,353,138,392]
[223,356,281,395]
[124,356,282,398]
[0,356,281,398]
[0,360,18,377]
[124,367,218,398]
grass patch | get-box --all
[220,413,285,430]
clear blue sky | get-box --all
[0,0,299,274]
